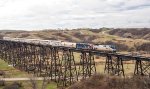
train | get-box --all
[2,37,116,52]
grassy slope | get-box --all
[102,30,149,46]
[0,59,29,78]
[108,28,150,40]
[0,59,57,89]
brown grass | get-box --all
[1,28,150,52]
[68,74,150,89]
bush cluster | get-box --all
[69,74,150,89]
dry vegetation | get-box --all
[0,28,150,52]
[109,28,150,40]
[68,74,150,89]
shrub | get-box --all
[18,33,30,38]
[3,82,22,89]
[136,42,150,52]
[88,29,103,33]
[69,74,150,89]
[0,80,5,86]
[0,71,5,76]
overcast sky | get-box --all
[0,0,150,30]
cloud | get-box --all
[0,0,150,30]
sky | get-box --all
[0,0,150,30]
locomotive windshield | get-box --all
[76,43,92,49]
[110,45,116,49]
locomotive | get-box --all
[3,37,116,52]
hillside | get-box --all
[108,28,150,40]
[0,28,150,52]
[0,29,105,43]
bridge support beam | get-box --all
[57,48,77,88]
[104,55,114,74]
[134,60,143,75]
[37,45,46,76]
[115,57,124,76]
[49,47,61,81]
[25,44,36,74]
[134,59,150,76]
[105,55,124,76]
[78,51,96,80]
[37,45,51,77]
[142,62,150,76]
[16,43,23,70]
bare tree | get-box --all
[30,77,38,89]
[41,77,49,89]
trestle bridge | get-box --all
[0,40,150,87]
